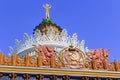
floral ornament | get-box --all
[88,48,108,63]
[34,45,55,62]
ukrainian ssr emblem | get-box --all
[60,45,86,68]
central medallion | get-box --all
[60,45,86,68]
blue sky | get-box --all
[0,0,120,62]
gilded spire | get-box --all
[33,4,62,35]
[43,4,51,18]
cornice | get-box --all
[0,66,119,78]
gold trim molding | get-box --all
[0,66,120,78]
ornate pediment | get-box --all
[9,27,88,56]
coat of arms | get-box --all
[60,45,86,68]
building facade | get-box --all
[0,4,120,80]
